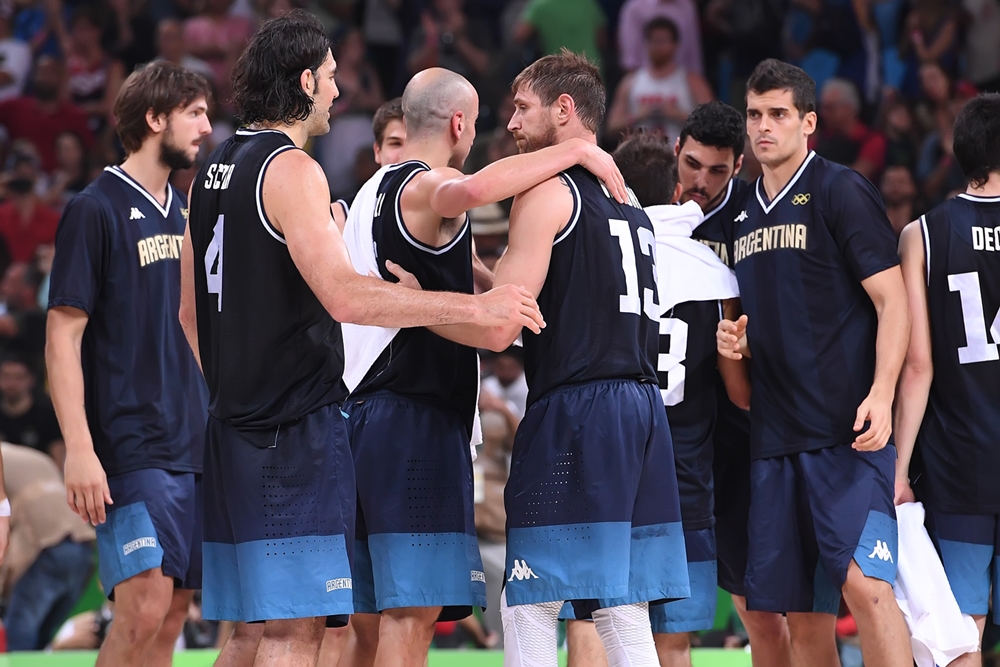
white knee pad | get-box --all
[592,602,659,667]
[500,590,562,667]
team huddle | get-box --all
[44,7,1000,667]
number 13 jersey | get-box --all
[522,165,659,406]
[918,193,1000,513]
[189,128,348,429]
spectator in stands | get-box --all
[882,98,921,172]
[879,165,918,236]
[62,6,125,135]
[481,346,527,421]
[813,78,886,181]
[605,17,712,142]
[155,18,214,82]
[914,61,958,135]
[915,96,969,205]
[110,0,160,73]
[13,0,62,57]
[0,150,60,265]
[316,27,383,200]
[962,0,1000,92]
[0,355,62,466]
[474,409,512,647]
[0,56,94,173]
[1,443,95,651]
[618,0,703,76]
[0,2,31,102]
[900,0,961,94]
[372,96,405,166]
[515,0,607,71]
[407,0,492,86]
[43,132,92,212]
[183,0,255,111]
[0,262,47,365]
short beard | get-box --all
[518,122,558,154]
[159,125,194,171]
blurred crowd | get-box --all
[0,0,996,654]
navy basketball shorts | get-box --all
[713,419,752,597]
[504,379,690,609]
[926,510,1000,618]
[201,403,356,623]
[745,445,898,614]
[650,527,717,633]
[346,391,486,621]
[97,468,201,596]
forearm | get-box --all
[45,337,93,451]
[893,363,932,480]
[429,322,508,352]
[433,142,583,218]
[871,296,910,397]
[335,273,479,328]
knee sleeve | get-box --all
[500,590,562,667]
[593,602,659,667]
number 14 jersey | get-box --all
[522,165,659,406]
[918,193,1000,513]
[189,128,348,429]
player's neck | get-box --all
[400,139,452,170]
[251,122,309,149]
[761,146,810,201]
[966,172,1000,198]
[119,148,172,207]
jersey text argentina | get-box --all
[733,152,899,458]
[692,178,750,268]
[188,129,347,428]
[523,165,659,404]
[917,194,1000,513]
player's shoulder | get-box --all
[66,172,118,217]
[812,154,875,196]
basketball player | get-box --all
[490,50,690,667]
[372,97,405,167]
[46,62,211,667]
[339,67,626,667]
[894,93,1000,665]
[676,102,791,667]
[717,59,912,667]
[179,11,542,667]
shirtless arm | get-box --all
[429,176,574,351]
[267,150,543,331]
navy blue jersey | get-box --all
[660,299,723,529]
[48,166,208,476]
[354,161,478,434]
[692,178,752,269]
[916,194,1000,513]
[189,129,347,429]
[523,166,659,404]
[733,153,899,458]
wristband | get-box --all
[0,498,9,517]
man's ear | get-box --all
[734,154,744,178]
[300,68,316,97]
[451,111,465,143]
[555,93,576,127]
[671,181,682,204]
[146,108,167,135]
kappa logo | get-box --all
[868,540,893,563]
[130,207,145,220]
[791,193,811,206]
[507,559,538,581]
[325,578,352,592]
[734,210,748,223]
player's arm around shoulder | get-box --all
[265,150,543,331]
[893,220,933,503]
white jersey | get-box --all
[628,66,695,142]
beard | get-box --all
[514,120,558,154]
[159,124,196,171]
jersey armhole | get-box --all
[393,164,470,256]
[255,145,298,245]
[919,214,930,286]
[552,172,582,246]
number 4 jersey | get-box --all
[189,128,348,429]
[522,165,659,405]
[917,193,1000,513]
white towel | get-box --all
[339,164,483,457]
[341,165,400,393]
[893,502,980,667]
[648,201,740,312]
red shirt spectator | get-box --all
[813,78,887,181]
[0,199,60,264]
[0,57,94,173]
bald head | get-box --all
[402,68,478,139]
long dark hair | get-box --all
[231,9,331,126]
